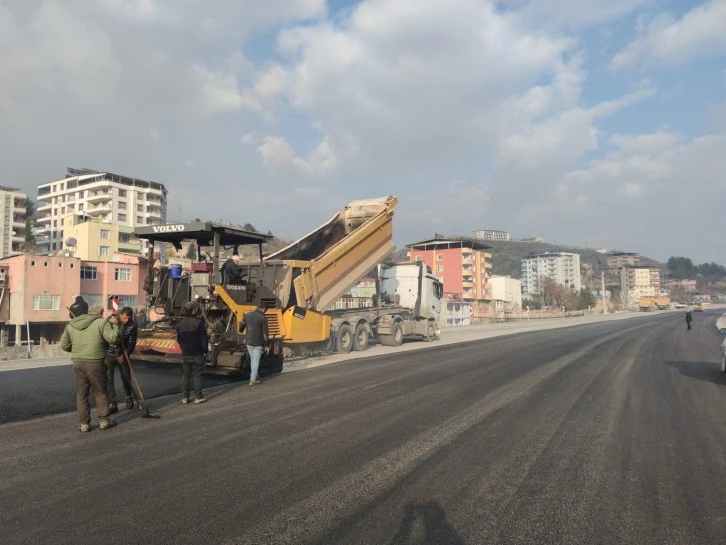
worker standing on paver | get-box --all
[242,304,269,386]
[60,304,120,432]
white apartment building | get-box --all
[521,252,581,295]
[620,265,661,308]
[0,186,27,258]
[471,229,511,241]
[35,168,167,253]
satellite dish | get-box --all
[65,237,77,247]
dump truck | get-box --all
[132,196,443,375]
[654,297,670,310]
[638,297,655,312]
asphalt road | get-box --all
[1,311,726,544]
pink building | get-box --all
[0,253,147,346]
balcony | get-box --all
[37,203,51,213]
[86,191,113,203]
[86,204,112,216]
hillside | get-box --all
[482,240,662,279]
[391,240,662,280]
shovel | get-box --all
[121,347,160,419]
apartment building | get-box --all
[607,252,640,270]
[621,265,662,308]
[0,186,27,258]
[62,214,141,260]
[0,252,147,345]
[470,229,511,241]
[35,167,167,253]
[521,252,581,296]
[406,237,492,321]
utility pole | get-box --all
[601,271,608,314]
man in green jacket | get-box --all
[60,304,120,432]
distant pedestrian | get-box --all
[106,307,138,414]
[686,310,693,330]
[60,304,120,432]
[175,302,208,404]
[242,304,269,386]
[67,295,88,319]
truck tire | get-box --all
[380,321,404,347]
[336,324,354,353]
[353,323,369,351]
[722,353,726,373]
[423,322,436,342]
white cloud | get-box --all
[611,1,726,70]
[255,134,339,175]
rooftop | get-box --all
[39,167,167,195]
[406,236,492,251]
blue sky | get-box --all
[1,0,725,265]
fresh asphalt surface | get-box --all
[2,311,726,544]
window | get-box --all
[78,203,84,211]
[118,213,126,222]
[80,266,98,280]
[119,233,130,243]
[115,268,132,281]
[118,189,127,198]
[117,295,138,308]
[415,256,422,262]
[436,254,443,261]
[99,245,110,256]
[32,295,60,311]
[137,205,144,212]
[118,202,126,210]
[436,265,443,272]
[100,229,110,240]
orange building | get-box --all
[406,237,492,321]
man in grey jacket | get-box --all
[60,304,120,432]
[241,304,269,386]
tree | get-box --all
[522,297,542,310]
[577,287,597,310]
[667,256,694,279]
[243,223,257,232]
[185,242,197,260]
[23,198,38,253]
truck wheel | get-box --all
[353,323,369,351]
[722,353,726,373]
[380,322,404,347]
[336,324,354,353]
[423,322,436,342]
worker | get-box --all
[60,304,120,432]
[175,302,208,404]
[68,295,88,319]
[685,310,693,330]
[242,304,269,386]
[106,307,138,414]
[222,255,242,284]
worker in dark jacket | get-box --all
[106,307,138,413]
[222,255,242,284]
[686,310,693,330]
[175,302,208,404]
[242,304,269,386]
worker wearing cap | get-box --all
[222,255,243,284]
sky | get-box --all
[1,0,725,265]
